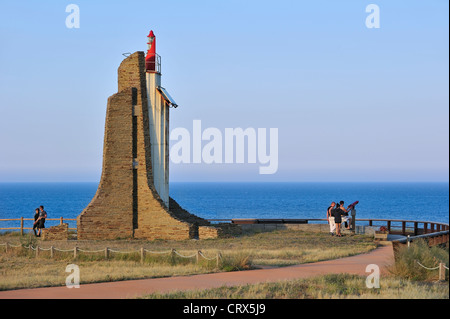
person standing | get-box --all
[339,200,352,230]
[332,203,343,237]
[35,205,47,237]
[327,202,336,236]
[32,208,40,236]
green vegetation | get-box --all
[389,239,449,281]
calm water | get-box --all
[0,182,448,230]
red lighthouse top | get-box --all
[146,30,157,72]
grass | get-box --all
[0,229,377,290]
[140,273,449,299]
[140,239,450,299]
[389,239,449,281]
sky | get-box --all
[0,0,448,182]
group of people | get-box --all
[327,201,352,237]
[33,205,47,237]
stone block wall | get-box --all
[42,223,69,241]
[198,226,221,239]
[77,88,136,240]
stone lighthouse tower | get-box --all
[77,30,230,240]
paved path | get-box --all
[0,244,394,299]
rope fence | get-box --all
[415,260,448,281]
[0,242,222,266]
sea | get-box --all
[0,182,448,231]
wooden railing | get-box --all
[208,217,449,244]
[1,217,448,246]
[356,218,449,236]
[208,217,449,248]
[208,217,449,234]
[0,217,77,235]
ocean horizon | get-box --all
[0,182,448,231]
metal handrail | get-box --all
[145,53,161,73]
[392,230,449,244]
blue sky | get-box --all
[0,0,448,182]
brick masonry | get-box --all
[77,52,236,240]
[42,223,69,241]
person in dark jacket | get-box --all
[35,205,47,237]
[32,208,40,236]
[332,203,343,237]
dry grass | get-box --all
[0,252,209,290]
[141,273,449,299]
[0,229,377,290]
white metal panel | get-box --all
[146,72,169,207]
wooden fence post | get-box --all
[140,247,145,264]
[5,242,8,253]
[60,217,64,225]
[351,209,356,232]
[35,246,39,258]
[73,247,78,259]
[20,217,24,236]
[196,250,201,264]
[50,246,54,259]
[105,247,109,259]
[439,263,446,281]
[216,252,222,268]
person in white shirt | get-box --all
[327,202,336,236]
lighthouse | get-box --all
[145,30,175,208]
[78,30,230,240]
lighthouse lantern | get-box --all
[145,30,158,72]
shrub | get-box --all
[220,253,252,272]
[389,239,448,281]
